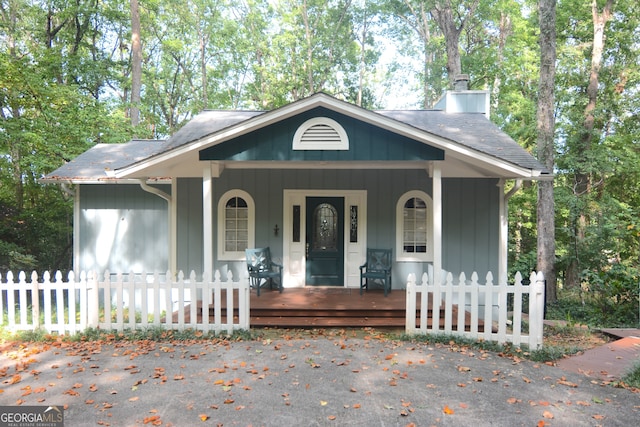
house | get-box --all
[43,90,551,292]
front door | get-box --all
[305,197,344,286]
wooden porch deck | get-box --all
[186,287,484,330]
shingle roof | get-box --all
[377,110,547,172]
[43,96,550,182]
[43,140,167,182]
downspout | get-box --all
[138,179,172,203]
[60,182,75,198]
[138,179,174,272]
[499,179,522,285]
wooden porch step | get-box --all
[181,288,485,331]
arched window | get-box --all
[396,190,433,262]
[217,190,255,261]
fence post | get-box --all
[31,271,40,330]
[528,271,545,350]
[87,271,100,329]
[405,274,416,334]
[238,270,250,330]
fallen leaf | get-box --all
[557,378,577,388]
[592,414,605,420]
[542,410,554,419]
[320,400,328,406]
[199,414,208,421]
[174,374,184,380]
[443,405,454,415]
[129,396,139,402]
[143,415,160,424]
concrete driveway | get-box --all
[1,331,638,426]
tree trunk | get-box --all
[200,30,208,109]
[536,0,557,303]
[565,0,614,289]
[430,0,479,86]
[130,0,142,128]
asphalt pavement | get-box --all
[1,331,638,426]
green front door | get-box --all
[305,197,344,286]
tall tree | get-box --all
[536,0,557,302]
[130,0,142,127]
[381,0,444,107]
[430,0,480,85]
[562,0,615,289]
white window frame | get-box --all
[217,189,255,261]
[396,190,433,262]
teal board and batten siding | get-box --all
[174,171,499,288]
[78,184,170,274]
[199,107,445,162]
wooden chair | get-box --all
[245,247,283,296]
[359,248,392,296]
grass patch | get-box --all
[0,325,260,344]
[622,361,640,389]
[398,332,520,356]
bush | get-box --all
[582,264,639,327]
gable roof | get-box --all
[43,93,551,183]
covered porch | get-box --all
[182,287,484,331]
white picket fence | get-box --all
[0,270,250,335]
[406,271,545,349]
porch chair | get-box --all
[245,247,283,296]
[359,248,392,296]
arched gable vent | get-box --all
[292,117,349,150]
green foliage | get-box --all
[622,361,640,389]
[546,280,639,328]
[581,264,639,327]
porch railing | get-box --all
[406,271,545,349]
[0,270,250,335]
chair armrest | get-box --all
[359,262,367,272]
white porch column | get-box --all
[501,179,522,285]
[170,180,178,273]
[498,179,507,286]
[432,164,442,287]
[202,164,213,276]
